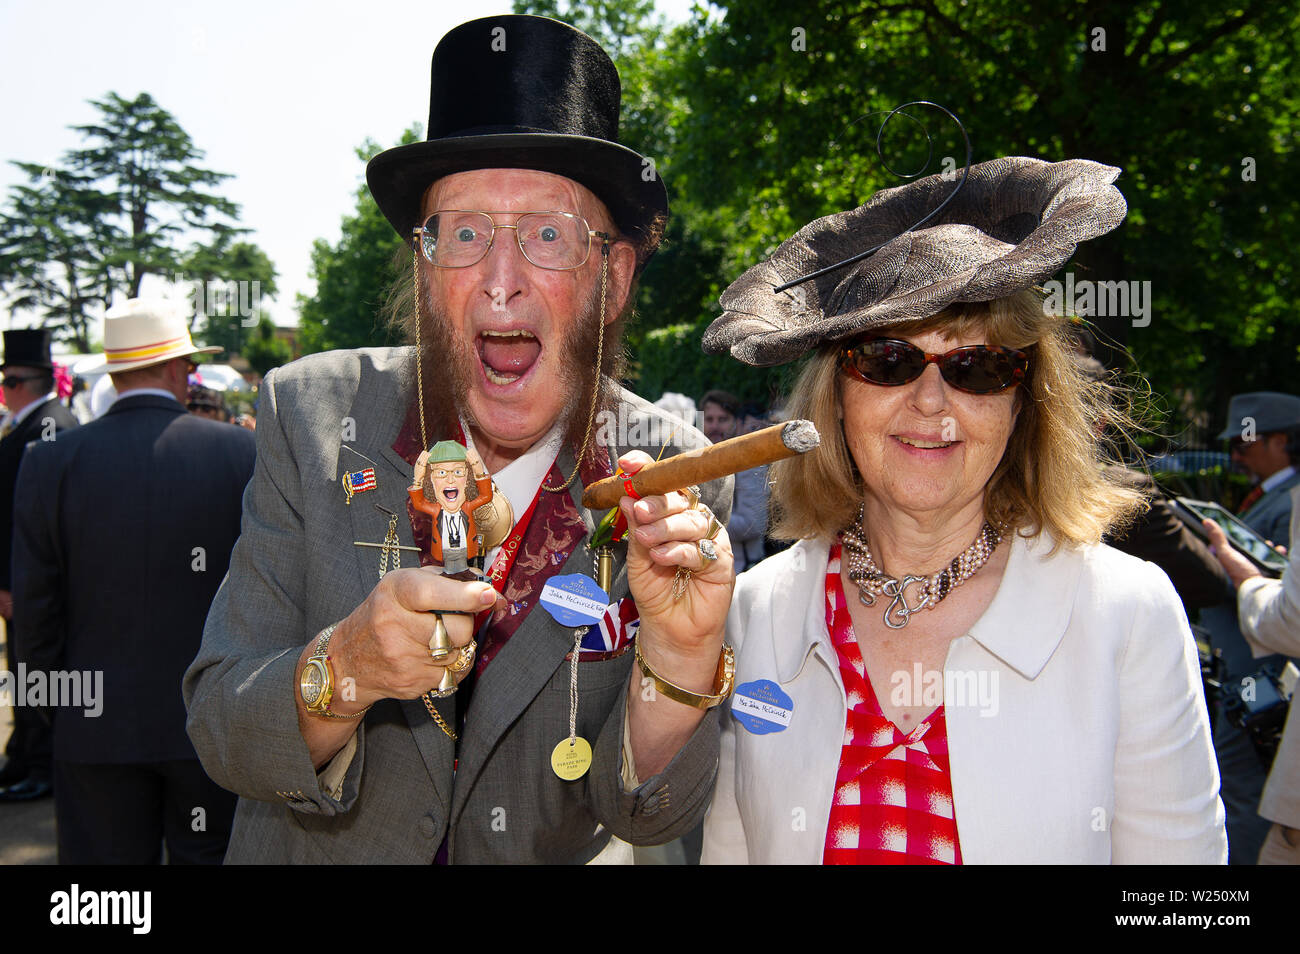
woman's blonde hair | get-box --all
[770,289,1148,548]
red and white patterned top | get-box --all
[822,543,963,865]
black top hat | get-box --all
[1,328,55,371]
[367,15,668,265]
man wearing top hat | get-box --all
[185,14,734,864]
[12,299,254,861]
[0,328,78,801]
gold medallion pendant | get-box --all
[473,481,515,549]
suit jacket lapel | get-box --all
[332,349,458,813]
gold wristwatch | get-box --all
[635,642,735,710]
[299,623,370,720]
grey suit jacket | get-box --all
[183,348,731,863]
[1241,470,1300,549]
[1238,486,1300,830]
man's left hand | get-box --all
[618,451,733,681]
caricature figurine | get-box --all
[410,441,493,575]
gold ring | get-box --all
[698,538,719,567]
[680,485,701,510]
[446,639,477,675]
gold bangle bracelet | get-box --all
[634,641,735,710]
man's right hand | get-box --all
[295,567,498,766]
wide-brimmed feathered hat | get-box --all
[703,156,1127,366]
[366,14,667,265]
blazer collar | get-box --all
[104,393,185,416]
[772,531,1083,684]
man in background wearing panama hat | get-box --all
[12,298,254,862]
[185,14,734,864]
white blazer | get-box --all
[702,532,1228,864]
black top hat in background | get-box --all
[366,15,668,265]
[1,328,55,371]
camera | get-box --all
[1221,661,1297,769]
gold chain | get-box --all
[413,247,429,450]
[542,245,609,493]
[422,692,458,741]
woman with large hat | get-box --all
[700,157,1227,863]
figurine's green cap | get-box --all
[426,440,468,464]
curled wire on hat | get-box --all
[774,101,972,294]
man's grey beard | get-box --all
[415,274,616,461]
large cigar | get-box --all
[582,420,821,511]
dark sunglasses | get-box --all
[839,338,1029,394]
[1,374,44,389]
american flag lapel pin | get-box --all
[341,446,380,505]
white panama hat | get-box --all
[102,298,220,373]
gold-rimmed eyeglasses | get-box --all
[413,210,611,271]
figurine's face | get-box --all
[429,463,469,512]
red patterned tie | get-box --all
[1237,484,1264,516]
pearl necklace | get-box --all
[840,505,1002,629]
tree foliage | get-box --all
[241,313,293,378]
[528,0,1300,435]
[1,92,275,355]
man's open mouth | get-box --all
[442,487,459,502]
[477,329,541,385]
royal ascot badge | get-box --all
[731,679,794,735]
[550,736,593,781]
[540,574,610,628]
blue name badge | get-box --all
[731,679,794,735]
[539,574,610,628]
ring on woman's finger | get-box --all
[698,538,719,567]
[446,639,477,675]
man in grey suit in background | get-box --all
[184,14,736,863]
[1207,489,1300,864]
[1205,390,1300,861]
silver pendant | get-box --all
[880,575,928,629]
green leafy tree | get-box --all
[2,92,275,351]
[241,313,293,378]
[0,165,116,350]
[182,235,279,355]
[630,0,1300,428]
[70,92,242,298]
[296,129,419,354]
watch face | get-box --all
[301,661,327,707]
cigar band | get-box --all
[622,476,642,500]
